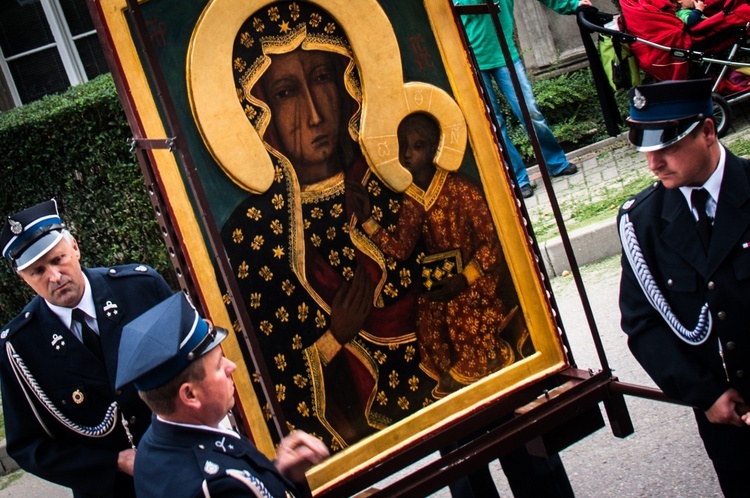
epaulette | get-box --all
[103,264,155,279]
[193,435,249,477]
[0,303,36,342]
[194,441,224,480]
[618,180,661,215]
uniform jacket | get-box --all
[135,416,298,498]
[618,149,750,468]
[0,265,172,497]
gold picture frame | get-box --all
[90,0,570,492]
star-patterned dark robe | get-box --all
[221,156,437,451]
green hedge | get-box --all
[0,74,177,326]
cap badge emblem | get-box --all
[204,460,220,475]
[135,265,147,272]
[633,88,647,110]
[72,389,85,404]
[9,218,22,235]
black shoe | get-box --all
[553,163,578,176]
[520,184,533,198]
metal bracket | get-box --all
[128,137,176,153]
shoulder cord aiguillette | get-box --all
[5,341,119,438]
[619,213,712,345]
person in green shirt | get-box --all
[454,0,591,198]
[676,0,707,28]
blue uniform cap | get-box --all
[116,293,228,391]
[0,199,65,271]
[626,79,714,152]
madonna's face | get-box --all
[260,49,342,178]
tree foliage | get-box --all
[496,67,629,160]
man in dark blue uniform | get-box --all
[618,79,750,497]
[0,199,173,497]
[116,292,329,497]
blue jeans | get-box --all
[481,59,570,187]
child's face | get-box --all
[398,128,435,177]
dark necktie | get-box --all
[691,188,712,251]
[72,308,103,359]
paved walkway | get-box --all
[528,101,750,218]
[522,100,750,275]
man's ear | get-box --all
[178,382,201,409]
[70,237,81,261]
[701,118,718,146]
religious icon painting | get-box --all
[89,0,570,493]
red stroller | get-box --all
[579,0,750,136]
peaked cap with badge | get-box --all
[117,292,227,391]
[0,198,173,496]
[626,78,714,152]
[0,199,66,271]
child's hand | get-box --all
[424,274,468,302]
[695,0,704,10]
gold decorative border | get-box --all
[93,0,273,456]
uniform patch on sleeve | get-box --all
[203,460,220,475]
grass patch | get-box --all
[568,175,655,222]
[0,470,23,491]
[531,174,654,242]
[531,133,750,243]
[727,137,750,157]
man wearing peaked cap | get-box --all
[617,79,750,497]
[0,199,173,497]
[118,293,329,498]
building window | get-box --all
[0,0,108,107]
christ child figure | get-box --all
[351,112,516,397]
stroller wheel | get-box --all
[711,93,732,138]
